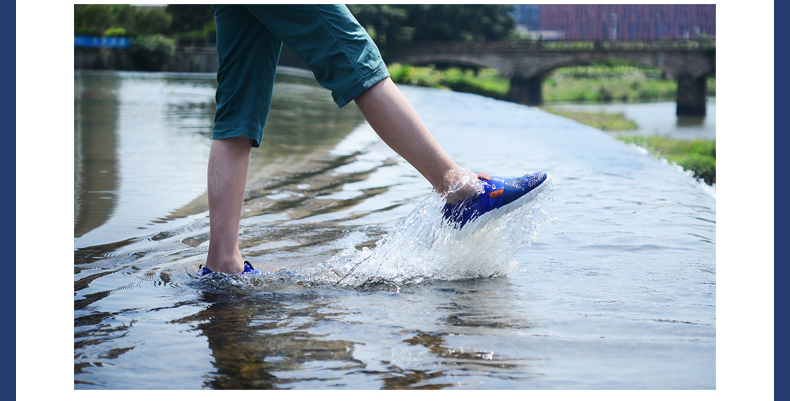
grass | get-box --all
[541,107,716,185]
[541,108,638,131]
[387,62,716,104]
[618,136,716,185]
[388,63,509,100]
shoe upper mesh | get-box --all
[502,172,546,205]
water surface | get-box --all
[74,70,715,389]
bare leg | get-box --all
[206,136,252,273]
[354,78,477,202]
[206,79,473,273]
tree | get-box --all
[347,4,515,50]
[166,4,215,34]
[75,4,114,33]
[106,4,136,32]
[133,7,172,35]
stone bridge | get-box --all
[387,40,716,116]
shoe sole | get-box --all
[454,173,552,235]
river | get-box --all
[74,70,715,389]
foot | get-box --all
[199,261,260,276]
[442,171,550,229]
[439,169,485,204]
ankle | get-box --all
[205,252,244,274]
[438,169,483,204]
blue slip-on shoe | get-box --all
[199,260,260,276]
[442,172,550,229]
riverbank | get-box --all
[387,62,716,104]
[541,107,637,131]
[619,136,716,185]
[388,63,509,100]
[541,106,715,185]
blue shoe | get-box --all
[442,172,550,229]
[199,261,259,276]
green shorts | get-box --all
[211,4,390,148]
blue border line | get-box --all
[776,1,785,398]
[3,0,15,394]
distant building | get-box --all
[513,4,715,40]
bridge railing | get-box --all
[390,39,715,54]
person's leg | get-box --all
[353,77,477,202]
[206,5,282,273]
[245,5,477,202]
[206,136,252,273]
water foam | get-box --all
[301,171,554,287]
[196,170,554,290]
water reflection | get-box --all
[159,277,547,389]
[184,292,362,389]
[74,72,120,238]
[73,70,366,251]
[73,73,715,389]
[676,115,706,127]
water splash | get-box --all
[193,170,554,290]
[315,188,553,287]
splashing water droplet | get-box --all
[301,172,555,287]
[196,170,554,291]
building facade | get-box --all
[513,4,716,40]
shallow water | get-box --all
[74,70,715,389]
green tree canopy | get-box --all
[347,4,515,49]
[74,4,173,36]
[166,4,215,34]
[75,4,114,33]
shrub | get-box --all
[104,27,127,37]
[670,153,716,185]
[74,27,101,37]
[619,136,716,184]
[129,34,175,71]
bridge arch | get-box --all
[387,41,715,116]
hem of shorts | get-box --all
[212,122,263,148]
[334,64,390,108]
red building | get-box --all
[516,4,715,40]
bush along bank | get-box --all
[619,136,716,185]
[387,62,716,104]
[387,64,510,100]
[544,63,715,103]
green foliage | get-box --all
[619,136,716,184]
[106,5,136,32]
[707,76,716,96]
[75,4,114,33]
[133,7,173,35]
[166,5,215,34]
[74,26,101,37]
[348,4,515,49]
[388,64,445,88]
[75,4,174,36]
[388,64,510,99]
[544,65,679,103]
[104,27,127,37]
[130,35,175,71]
[441,68,509,99]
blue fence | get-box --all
[74,36,130,48]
